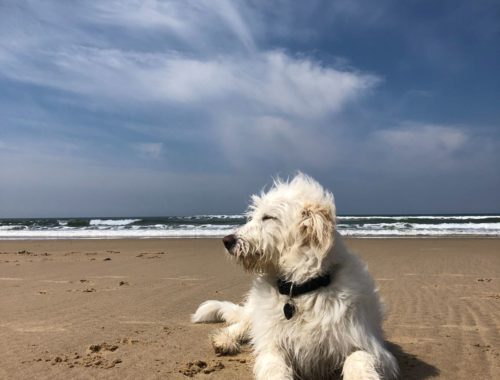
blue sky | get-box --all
[0,0,499,217]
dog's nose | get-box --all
[222,234,237,251]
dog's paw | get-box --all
[211,331,241,356]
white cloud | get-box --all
[91,0,190,31]
[367,123,473,173]
[0,47,377,120]
[216,114,337,171]
[158,50,378,118]
[375,124,468,155]
[89,0,256,51]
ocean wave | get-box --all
[1,215,499,239]
[193,214,244,219]
[338,215,500,220]
[342,229,500,237]
[89,219,142,226]
[337,216,500,225]
[410,222,500,230]
[130,216,245,226]
[0,228,234,239]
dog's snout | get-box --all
[223,234,237,251]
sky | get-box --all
[0,0,499,217]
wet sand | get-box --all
[0,238,499,379]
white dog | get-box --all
[192,173,398,380]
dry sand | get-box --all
[0,238,499,379]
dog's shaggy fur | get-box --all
[192,173,398,380]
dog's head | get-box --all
[223,173,336,277]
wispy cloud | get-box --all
[0,45,377,117]
[89,0,257,51]
[134,142,163,159]
[375,124,468,157]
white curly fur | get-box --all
[192,173,399,380]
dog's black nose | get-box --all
[222,234,237,251]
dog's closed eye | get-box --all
[262,215,278,221]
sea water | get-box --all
[0,215,499,239]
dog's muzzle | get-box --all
[222,234,237,253]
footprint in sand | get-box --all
[136,252,166,259]
[82,342,122,368]
[47,343,123,369]
[179,360,225,377]
[117,337,140,345]
[87,343,119,354]
[17,250,34,255]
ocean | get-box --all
[0,215,499,239]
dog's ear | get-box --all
[300,203,335,250]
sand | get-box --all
[0,238,499,379]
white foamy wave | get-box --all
[339,221,500,237]
[0,227,234,239]
[411,222,500,230]
[193,214,244,220]
[0,225,22,230]
[89,219,141,226]
[342,229,500,237]
[338,215,500,221]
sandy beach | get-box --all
[0,238,498,379]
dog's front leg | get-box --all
[342,351,381,380]
[254,348,293,380]
[211,319,250,355]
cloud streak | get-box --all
[375,124,468,161]
[134,142,163,159]
[0,46,376,118]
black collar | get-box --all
[277,273,331,298]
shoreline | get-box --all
[1,235,500,242]
[1,237,499,379]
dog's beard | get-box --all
[229,238,275,273]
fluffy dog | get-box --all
[192,173,398,380]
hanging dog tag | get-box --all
[283,302,296,320]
